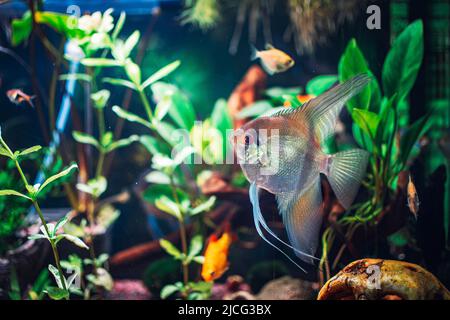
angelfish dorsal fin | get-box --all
[265,43,275,50]
[281,74,371,143]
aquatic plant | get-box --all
[0,127,85,300]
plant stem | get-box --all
[138,90,154,122]
[12,158,68,296]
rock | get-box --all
[256,276,316,300]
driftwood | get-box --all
[318,259,450,300]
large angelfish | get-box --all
[234,74,370,270]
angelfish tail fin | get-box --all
[325,149,369,209]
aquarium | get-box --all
[0,0,449,305]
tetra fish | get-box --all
[6,89,35,108]
[251,44,295,75]
[235,74,371,269]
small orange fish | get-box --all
[6,89,35,108]
[201,224,235,282]
[407,174,419,219]
[251,44,295,75]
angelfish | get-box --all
[234,74,371,269]
[251,44,295,75]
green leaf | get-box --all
[72,131,100,149]
[48,264,64,289]
[0,189,31,200]
[141,60,181,90]
[352,108,380,139]
[38,164,77,194]
[112,11,126,39]
[91,90,110,109]
[192,256,205,264]
[11,11,32,46]
[35,11,82,38]
[0,146,13,158]
[145,171,171,185]
[81,58,122,67]
[235,101,273,120]
[27,234,47,241]
[338,39,371,112]
[55,216,69,233]
[103,77,138,91]
[187,235,203,260]
[352,123,373,152]
[60,234,89,250]
[123,31,140,59]
[375,96,396,147]
[173,146,196,167]
[105,135,139,152]
[189,196,216,216]
[382,20,423,103]
[160,284,180,299]
[155,196,182,220]
[139,135,170,156]
[143,184,189,205]
[45,286,69,300]
[151,82,195,130]
[152,120,178,146]
[125,59,141,85]
[399,111,432,167]
[18,145,42,157]
[159,239,182,259]
[154,96,172,121]
[306,75,338,96]
[59,73,92,82]
[112,106,152,129]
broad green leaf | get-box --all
[11,11,32,46]
[352,123,373,152]
[192,256,205,264]
[141,60,181,90]
[139,135,170,155]
[103,77,138,91]
[35,11,82,38]
[187,235,203,259]
[72,131,100,149]
[235,101,273,120]
[143,184,189,205]
[125,59,141,85]
[81,58,122,67]
[151,82,195,130]
[123,31,140,59]
[59,73,92,82]
[159,239,182,258]
[160,284,180,299]
[0,189,31,200]
[352,108,380,138]
[45,286,69,300]
[112,106,152,129]
[399,111,432,167]
[38,164,77,194]
[18,145,42,156]
[105,135,139,152]
[338,39,371,112]
[211,99,233,160]
[265,87,301,99]
[368,73,382,113]
[306,75,338,95]
[155,196,182,220]
[375,96,396,148]
[382,20,423,103]
[189,196,216,216]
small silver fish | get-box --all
[251,44,295,75]
[234,74,371,266]
[407,174,419,219]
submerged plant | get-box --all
[0,127,85,300]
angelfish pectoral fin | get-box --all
[249,182,319,272]
[277,177,323,264]
[326,149,369,209]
